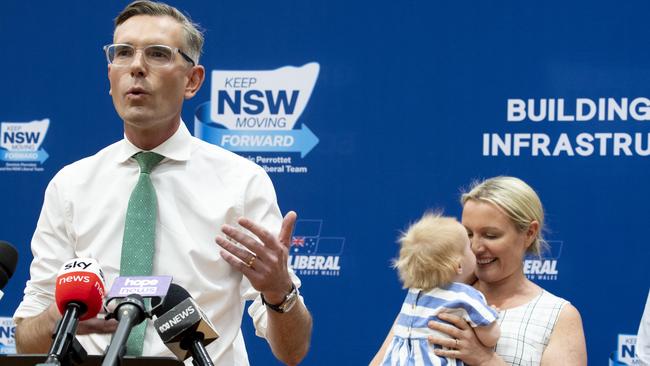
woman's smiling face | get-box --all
[462,199,536,285]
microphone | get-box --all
[101,276,172,366]
[0,241,19,300]
[101,294,146,366]
[39,258,106,366]
[152,284,219,366]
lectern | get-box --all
[0,355,183,366]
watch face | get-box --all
[280,290,298,312]
[262,284,299,313]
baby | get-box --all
[379,212,500,366]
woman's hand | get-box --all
[428,312,505,366]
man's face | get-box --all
[108,15,195,134]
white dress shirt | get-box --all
[14,121,301,365]
[639,290,650,366]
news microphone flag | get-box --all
[107,275,172,299]
[39,258,106,365]
[154,297,219,356]
[55,258,105,320]
[152,284,218,364]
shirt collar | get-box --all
[114,120,193,163]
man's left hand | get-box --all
[216,211,297,304]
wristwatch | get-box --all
[261,283,299,313]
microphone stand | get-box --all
[102,294,147,366]
[187,335,214,366]
[36,303,88,366]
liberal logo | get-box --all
[194,63,320,174]
[609,334,638,366]
[289,219,344,277]
[0,119,50,172]
[524,240,562,281]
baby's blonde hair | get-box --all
[393,212,467,291]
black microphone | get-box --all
[101,294,147,366]
[152,284,219,366]
[0,241,19,296]
[100,275,173,366]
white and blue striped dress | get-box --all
[381,283,498,366]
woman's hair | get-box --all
[461,176,547,256]
[393,212,466,291]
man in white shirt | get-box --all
[639,290,650,366]
[12,1,312,365]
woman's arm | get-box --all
[540,303,587,365]
[428,313,507,366]
[369,318,397,366]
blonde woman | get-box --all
[372,213,500,366]
[427,176,587,365]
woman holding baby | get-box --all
[372,176,587,365]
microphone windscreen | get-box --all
[0,266,9,290]
[0,241,18,289]
[55,258,106,320]
[152,283,191,317]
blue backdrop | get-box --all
[1,1,649,364]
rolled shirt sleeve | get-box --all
[14,171,77,320]
[239,166,305,338]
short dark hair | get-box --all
[115,1,204,63]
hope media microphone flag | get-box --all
[107,275,172,299]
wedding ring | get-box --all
[246,254,257,269]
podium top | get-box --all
[0,354,184,366]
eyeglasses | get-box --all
[103,44,195,67]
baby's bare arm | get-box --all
[474,321,500,348]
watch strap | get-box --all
[261,283,297,313]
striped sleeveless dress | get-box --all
[381,282,498,366]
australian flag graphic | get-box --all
[291,219,345,256]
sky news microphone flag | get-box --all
[40,258,106,365]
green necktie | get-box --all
[120,151,164,356]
